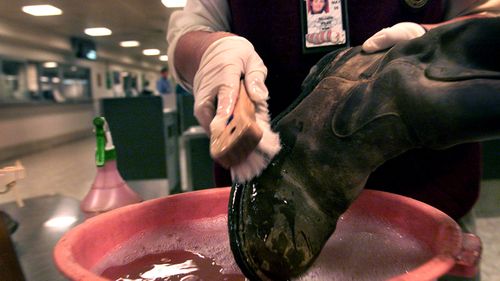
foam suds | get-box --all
[93,214,432,281]
[295,214,432,281]
[92,214,242,277]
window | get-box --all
[61,65,91,101]
[0,59,30,103]
[0,57,92,104]
[39,62,61,102]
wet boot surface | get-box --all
[229,18,500,281]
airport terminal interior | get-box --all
[0,1,499,281]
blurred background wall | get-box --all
[0,17,161,162]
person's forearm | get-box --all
[422,12,496,30]
[174,31,234,86]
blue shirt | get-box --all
[156,77,172,94]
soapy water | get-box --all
[93,214,243,279]
[93,214,432,281]
[101,249,244,281]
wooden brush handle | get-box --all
[210,80,263,168]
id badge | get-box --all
[300,0,350,53]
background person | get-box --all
[156,66,172,95]
[140,80,154,96]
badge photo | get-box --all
[300,0,350,53]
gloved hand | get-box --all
[362,22,426,53]
[193,36,270,140]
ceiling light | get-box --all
[143,49,161,56]
[159,55,169,61]
[120,40,140,47]
[161,0,187,8]
[22,5,62,16]
[84,27,112,37]
[43,62,58,68]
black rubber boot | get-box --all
[228,18,500,280]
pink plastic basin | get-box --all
[53,188,480,281]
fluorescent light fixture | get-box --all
[22,5,62,16]
[161,0,186,8]
[44,216,77,228]
[159,55,169,61]
[120,40,140,47]
[84,27,112,37]
[143,49,161,56]
[43,62,58,68]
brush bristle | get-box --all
[231,119,281,183]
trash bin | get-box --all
[164,108,180,194]
[179,126,215,191]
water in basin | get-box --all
[93,213,432,281]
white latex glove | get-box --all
[362,22,426,53]
[193,36,270,138]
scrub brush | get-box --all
[210,80,281,183]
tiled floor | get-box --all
[0,137,96,205]
[0,137,499,280]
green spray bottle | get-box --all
[80,117,142,216]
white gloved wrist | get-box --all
[193,36,269,136]
[362,22,426,53]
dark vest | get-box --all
[223,0,480,220]
[228,0,444,115]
